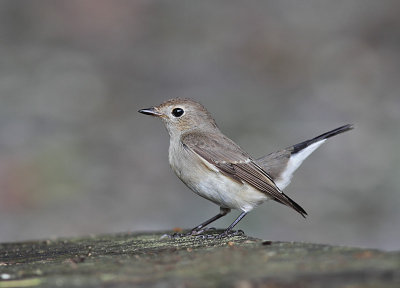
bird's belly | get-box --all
[172,158,267,212]
[169,142,268,212]
[190,173,268,212]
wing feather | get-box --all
[181,131,307,217]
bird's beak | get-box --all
[138,107,163,117]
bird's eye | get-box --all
[172,107,184,117]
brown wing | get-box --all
[181,131,307,217]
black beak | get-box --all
[138,107,162,117]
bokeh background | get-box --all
[1,0,399,250]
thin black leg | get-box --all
[216,211,248,238]
[225,211,247,231]
[191,207,231,232]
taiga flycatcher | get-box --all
[139,98,353,238]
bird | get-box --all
[139,98,353,238]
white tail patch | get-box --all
[275,140,326,190]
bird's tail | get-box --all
[257,124,354,190]
[291,124,354,154]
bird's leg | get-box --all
[190,207,231,235]
[169,207,231,238]
[216,211,247,238]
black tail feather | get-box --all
[292,124,354,154]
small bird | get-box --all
[139,98,353,238]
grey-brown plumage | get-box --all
[139,98,353,238]
[181,131,307,217]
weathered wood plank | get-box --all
[1,230,399,287]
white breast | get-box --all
[168,139,268,212]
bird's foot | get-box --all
[195,229,245,239]
[161,228,244,240]
[216,229,245,239]
[190,227,216,236]
[161,227,217,239]
[168,231,191,239]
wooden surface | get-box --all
[1,230,399,287]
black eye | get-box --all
[172,107,184,117]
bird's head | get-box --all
[139,98,218,137]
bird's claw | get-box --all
[160,231,192,239]
[161,228,243,240]
[215,229,244,238]
[190,227,216,235]
[196,229,245,239]
[161,227,216,239]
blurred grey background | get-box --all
[0,0,399,250]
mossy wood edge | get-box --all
[0,230,399,287]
